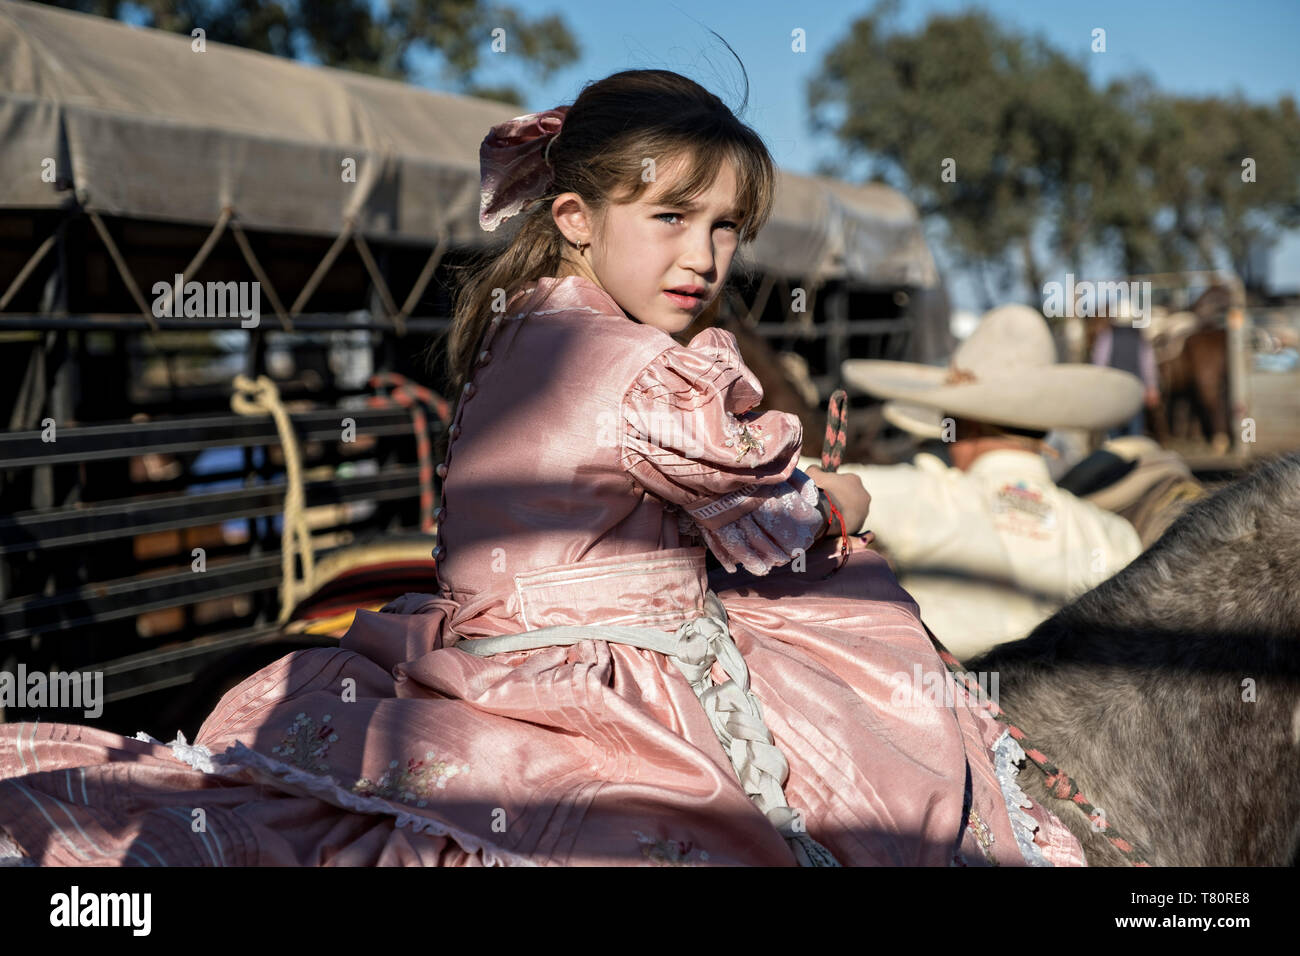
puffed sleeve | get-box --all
[621,327,823,575]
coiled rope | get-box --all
[365,372,452,533]
[230,373,315,623]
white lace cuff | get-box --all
[697,468,822,575]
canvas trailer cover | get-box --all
[0,0,938,292]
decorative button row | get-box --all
[435,324,500,565]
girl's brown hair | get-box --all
[429,65,777,396]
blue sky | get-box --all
[453,0,1300,309]
[116,0,1300,307]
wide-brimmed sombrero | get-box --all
[880,401,947,440]
[843,304,1143,434]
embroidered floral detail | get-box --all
[722,411,766,462]
[351,752,471,808]
[965,809,999,866]
[634,831,710,866]
[268,716,470,810]
[270,712,338,775]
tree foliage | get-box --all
[808,1,1300,301]
[41,0,580,106]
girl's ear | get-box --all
[551,192,594,247]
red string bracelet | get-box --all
[820,494,850,578]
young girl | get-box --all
[0,69,1084,867]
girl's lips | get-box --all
[664,290,704,310]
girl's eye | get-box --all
[655,213,739,232]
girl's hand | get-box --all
[804,465,871,537]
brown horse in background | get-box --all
[1142,284,1234,451]
[1152,327,1230,451]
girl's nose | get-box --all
[679,228,716,274]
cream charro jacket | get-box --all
[798,448,1143,660]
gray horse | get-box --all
[969,451,1300,865]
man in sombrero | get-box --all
[800,304,1145,661]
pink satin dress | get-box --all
[0,275,1085,867]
